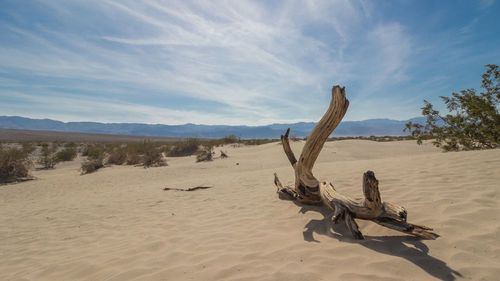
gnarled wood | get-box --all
[281,128,297,167]
[274,85,437,240]
[296,86,349,194]
[163,186,213,192]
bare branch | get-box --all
[280,128,297,167]
[295,86,349,193]
[273,85,436,240]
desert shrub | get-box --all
[0,147,32,183]
[38,144,59,169]
[216,135,240,146]
[199,135,241,148]
[64,142,77,148]
[55,147,77,162]
[166,138,200,157]
[85,144,106,160]
[140,140,166,167]
[79,144,89,155]
[222,135,240,143]
[80,157,104,174]
[52,141,62,148]
[116,140,166,167]
[196,146,213,162]
[405,64,499,151]
[241,139,276,145]
[126,151,142,165]
[21,142,36,154]
[107,147,127,165]
[142,149,166,167]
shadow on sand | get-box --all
[298,205,462,281]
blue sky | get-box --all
[0,0,499,125]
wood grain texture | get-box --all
[274,85,437,240]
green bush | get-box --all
[0,147,32,183]
[55,147,77,162]
[405,64,499,151]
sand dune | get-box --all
[1,140,499,281]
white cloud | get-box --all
[0,0,419,124]
[0,90,248,125]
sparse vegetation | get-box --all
[64,142,77,148]
[326,135,417,142]
[216,135,239,146]
[55,147,77,162]
[81,157,104,174]
[21,142,36,154]
[107,146,127,165]
[240,138,276,145]
[0,147,32,183]
[83,143,106,160]
[1,135,277,177]
[80,143,107,174]
[196,146,213,162]
[166,138,200,157]
[125,151,142,165]
[140,140,166,167]
[405,64,499,151]
[38,144,59,169]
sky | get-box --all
[0,0,499,126]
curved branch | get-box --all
[281,128,297,167]
[295,86,349,192]
[273,85,437,240]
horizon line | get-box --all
[0,115,424,127]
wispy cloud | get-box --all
[0,0,498,125]
[478,0,495,9]
[1,90,244,125]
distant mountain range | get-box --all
[0,116,425,139]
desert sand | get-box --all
[1,140,499,281]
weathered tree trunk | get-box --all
[274,86,438,240]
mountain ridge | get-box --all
[0,116,425,139]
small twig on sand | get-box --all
[163,186,213,192]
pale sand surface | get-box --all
[1,140,499,281]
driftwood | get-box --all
[163,186,213,192]
[274,86,438,240]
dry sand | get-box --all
[1,140,499,281]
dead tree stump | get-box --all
[274,86,438,240]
